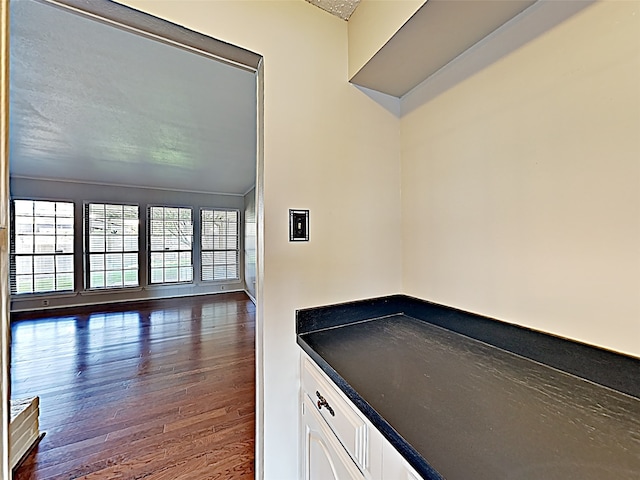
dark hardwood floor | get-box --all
[10,292,255,480]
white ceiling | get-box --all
[9,0,257,196]
[306,0,361,20]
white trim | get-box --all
[10,175,248,198]
[80,287,144,296]
[254,57,265,480]
[2,0,13,474]
[11,291,79,300]
[4,3,263,478]
[244,289,256,305]
[242,185,257,197]
[36,0,259,73]
[10,289,245,314]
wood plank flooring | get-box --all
[10,292,255,480]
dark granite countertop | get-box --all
[296,295,640,480]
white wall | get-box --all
[401,1,640,357]
[244,187,256,301]
[117,2,403,478]
[10,177,246,311]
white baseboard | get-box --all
[245,290,257,305]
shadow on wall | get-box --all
[353,85,402,117]
[377,0,594,116]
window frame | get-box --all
[10,199,76,296]
[200,208,240,282]
[147,205,194,285]
[84,202,140,291]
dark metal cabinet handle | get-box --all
[316,391,335,416]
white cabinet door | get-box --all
[382,440,423,480]
[303,394,365,480]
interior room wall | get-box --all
[244,187,256,302]
[117,2,403,478]
[347,0,424,78]
[401,1,640,357]
[10,177,246,311]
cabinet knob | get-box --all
[316,391,335,416]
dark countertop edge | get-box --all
[297,336,444,480]
[296,294,640,398]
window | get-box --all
[201,209,239,281]
[11,200,75,294]
[86,203,139,289]
[149,206,193,284]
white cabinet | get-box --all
[382,440,423,480]
[301,356,369,472]
[303,394,365,480]
[300,353,422,480]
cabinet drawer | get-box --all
[302,357,368,472]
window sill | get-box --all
[10,291,78,300]
[80,287,144,296]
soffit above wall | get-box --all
[306,0,361,20]
[9,0,257,196]
[350,0,538,97]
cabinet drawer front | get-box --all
[302,357,368,471]
[303,394,365,480]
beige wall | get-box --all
[348,0,424,78]
[79,1,639,479]
[119,1,402,478]
[401,1,640,357]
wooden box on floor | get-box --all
[10,397,41,469]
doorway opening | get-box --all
[3,0,264,477]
